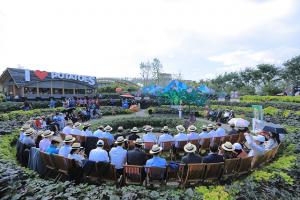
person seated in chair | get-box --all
[82,123,93,136]
[71,122,83,136]
[203,143,224,163]
[143,125,157,143]
[19,124,31,141]
[158,126,174,145]
[88,140,109,163]
[59,135,75,157]
[263,131,279,151]
[174,125,188,148]
[244,132,265,157]
[109,136,127,176]
[207,124,217,138]
[21,128,36,146]
[114,126,126,140]
[46,136,62,154]
[219,142,235,159]
[39,130,54,152]
[128,127,140,141]
[232,143,247,158]
[215,122,226,137]
[228,123,237,135]
[68,143,86,167]
[93,125,105,138]
[145,144,167,168]
[127,138,147,165]
[181,143,202,164]
[187,125,200,141]
[103,125,115,146]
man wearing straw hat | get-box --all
[114,126,126,140]
[127,138,147,165]
[215,122,226,137]
[103,125,115,146]
[128,127,140,141]
[199,125,210,139]
[89,140,109,163]
[82,123,93,136]
[158,126,174,145]
[62,120,73,135]
[39,130,54,152]
[58,135,76,158]
[207,124,217,138]
[19,124,31,141]
[181,143,202,164]
[109,136,127,176]
[93,125,105,138]
[142,125,157,143]
[71,122,83,136]
[174,125,188,148]
[46,136,62,155]
[187,125,200,140]
[145,144,167,168]
[220,141,235,159]
[21,128,36,146]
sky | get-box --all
[0,0,300,81]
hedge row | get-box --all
[240,95,300,103]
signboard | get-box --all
[252,105,263,120]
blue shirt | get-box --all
[46,145,59,154]
[94,130,105,138]
[145,156,167,168]
[102,132,114,145]
[58,145,72,158]
[22,136,35,146]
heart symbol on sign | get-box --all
[34,70,48,80]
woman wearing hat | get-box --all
[219,142,236,159]
[128,127,140,141]
[21,128,36,146]
[145,144,167,168]
[142,125,157,143]
[58,135,76,158]
[158,126,174,145]
[244,132,266,157]
[109,136,127,176]
[39,130,54,152]
[68,143,85,167]
[187,125,200,140]
[181,143,202,164]
[82,123,93,136]
[71,122,83,136]
[46,136,62,155]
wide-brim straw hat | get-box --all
[207,124,214,129]
[202,125,207,130]
[161,126,169,132]
[83,123,91,128]
[52,136,62,144]
[115,136,126,144]
[221,142,235,152]
[131,127,139,133]
[117,126,124,131]
[73,122,81,128]
[104,125,113,132]
[20,124,31,131]
[134,138,144,146]
[71,142,81,150]
[144,125,153,132]
[184,143,197,153]
[24,128,35,136]
[187,125,197,132]
[149,144,163,154]
[63,135,76,143]
[176,125,185,132]
[41,130,54,138]
[98,125,104,129]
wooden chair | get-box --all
[167,164,185,184]
[189,139,200,148]
[100,163,117,184]
[203,162,224,181]
[83,160,98,183]
[221,135,231,143]
[264,150,274,162]
[200,138,211,151]
[237,132,246,143]
[211,137,222,146]
[40,151,57,177]
[236,156,253,175]
[144,142,156,151]
[181,163,206,187]
[144,167,167,187]
[52,154,75,181]
[229,134,239,144]
[222,158,240,179]
[251,154,265,169]
[271,143,282,159]
[160,141,174,160]
[123,165,144,185]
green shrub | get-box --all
[0,130,18,161]
[196,186,231,200]
[240,95,300,103]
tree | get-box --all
[151,58,163,85]
[139,62,152,87]
[282,55,300,88]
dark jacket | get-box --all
[203,153,224,163]
[181,153,202,164]
[128,134,140,141]
[228,128,237,135]
[127,148,147,165]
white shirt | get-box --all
[62,126,72,135]
[215,127,226,137]
[265,138,278,150]
[245,134,265,157]
[94,130,105,138]
[82,130,93,137]
[109,146,127,169]
[143,132,157,143]
[158,133,174,145]
[174,132,188,147]
[89,147,109,162]
[39,138,51,152]
[58,145,72,158]
[187,132,200,140]
[71,128,83,136]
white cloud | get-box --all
[0,0,298,79]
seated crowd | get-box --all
[18,118,282,181]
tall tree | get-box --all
[282,55,300,88]
[151,58,163,85]
[139,62,152,86]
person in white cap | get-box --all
[174,125,188,148]
[187,125,200,140]
[145,144,167,168]
[158,126,174,145]
[71,122,83,136]
[142,125,157,143]
[88,140,109,163]
[62,120,73,135]
[232,143,247,158]
[39,130,54,152]
[103,125,115,146]
[109,136,127,176]
[244,132,266,157]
